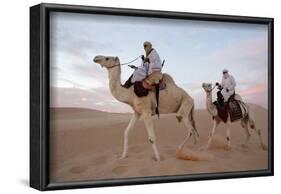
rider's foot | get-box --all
[122,74,133,88]
[121,82,133,88]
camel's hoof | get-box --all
[154,155,161,161]
[193,139,197,145]
[119,155,128,160]
[260,144,268,150]
[176,115,182,122]
[241,144,248,148]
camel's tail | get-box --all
[248,117,256,129]
[247,106,256,129]
[190,105,199,137]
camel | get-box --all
[93,55,198,161]
[201,82,267,150]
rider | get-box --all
[219,69,236,102]
[121,41,163,88]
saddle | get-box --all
[213,93,243,123]
[133,78,166,118]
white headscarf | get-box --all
[223,69,229,79]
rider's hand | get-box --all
[141,55,145,61]
[144,58,150,63]
[128,65,137,69]
[215,82,220,86]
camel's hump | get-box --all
[163,73,175,84]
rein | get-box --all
[207,85,217,93]
[108,55,142,69]
[121,55,143,66]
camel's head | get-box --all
[93,55,120,69]
[202,82,213,93]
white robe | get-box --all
[131,49,162,83]
[131,62,149,83]
[221,74,236,102]
[146,49,162,74]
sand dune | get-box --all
[49,105,268,182]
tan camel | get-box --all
[93,55,198,161]
[202,82,267,150]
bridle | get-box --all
[205,84,217,93]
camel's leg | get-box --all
[143,113,161,161]
[248,117,267,150]
[206,119,218,149]
[178,135,191,150]
[192,130,198,145]
[241,117,251,146]
[176,99,198,145]
[178,117,194,149]
[120,113,139,159]
[225,119,231,150]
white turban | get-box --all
[222,69,229,73]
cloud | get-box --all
[49,12,268,111]
[236,83,268,108]
[238,83,266,96]
[209,36,267,67]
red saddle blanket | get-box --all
[142,79,166,90]
[216,104,229,123]
[133,79,166,98]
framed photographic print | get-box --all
[30,3,274,191]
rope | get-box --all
[120,55,142,66]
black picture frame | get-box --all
[30,3,274,191]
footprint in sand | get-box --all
[138,168,151,176]
[135,153,146,160]
[237,144,249,153]
[240,144,249,149]
[92,155,108,165]
[130,145,144,153]
[164,148,174,156]
[112,166,128,175]
[69,166,87,174]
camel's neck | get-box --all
[206,92,215,116]
[107,66,132,105]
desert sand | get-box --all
[49,105,268,182]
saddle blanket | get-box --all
[228,98,243,122]
[213,98,243,123]
[134,79,166,97]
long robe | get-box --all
[221,74,236,102]
[131,49,162,83]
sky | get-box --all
[49,11,269,113]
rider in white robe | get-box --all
[131,48,162,83]
[221,69,236,102]
[122,41,162,88]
